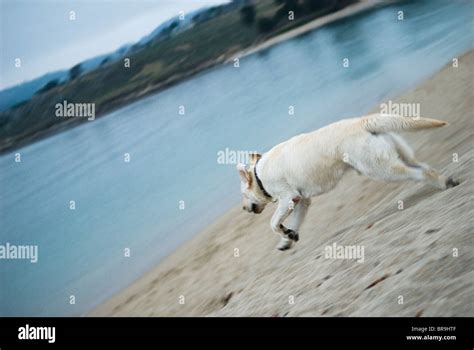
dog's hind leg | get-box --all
[364,158,456,189]
[389,133,459,188]
[353,134,458,189]
[389,133,420,167]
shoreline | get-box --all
[90,50,474,317]
[228,0,387,62]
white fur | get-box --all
[237,114,456,251]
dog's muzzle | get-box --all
[251,203,264,214]
[243,203,262,214]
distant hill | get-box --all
[0,0,356,154]
[0,70,67,111]
[0,43,135,112]
[0,5,225,112]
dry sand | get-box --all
[91,50,474,317]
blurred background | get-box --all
[0,0,473,316]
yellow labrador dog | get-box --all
[237,114,459,251]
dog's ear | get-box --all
[236,163,251,186]
[249,153,262,165]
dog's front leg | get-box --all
[285,197,311,240]
[270,195,302,251]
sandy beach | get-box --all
[91,50,474,317]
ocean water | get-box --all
[1,0,473,316]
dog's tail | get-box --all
[362,114,448,133]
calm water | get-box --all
[1,0,473,316]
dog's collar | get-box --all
[254,158,273,200]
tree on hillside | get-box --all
[257,16,278,33]
[240,4,256,26]
[69,63,83,81]
[303,0,336,12]
[162,21,179,37]
[100,57,111,66]
[35,79,60,95]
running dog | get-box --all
[236,114,459,251]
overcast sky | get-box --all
[0,0,228,90]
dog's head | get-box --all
[236,153,270,214]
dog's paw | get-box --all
[287,231,299,242]
[446,176,460,188]
[276,238,293,251]
[279,224,299,242]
